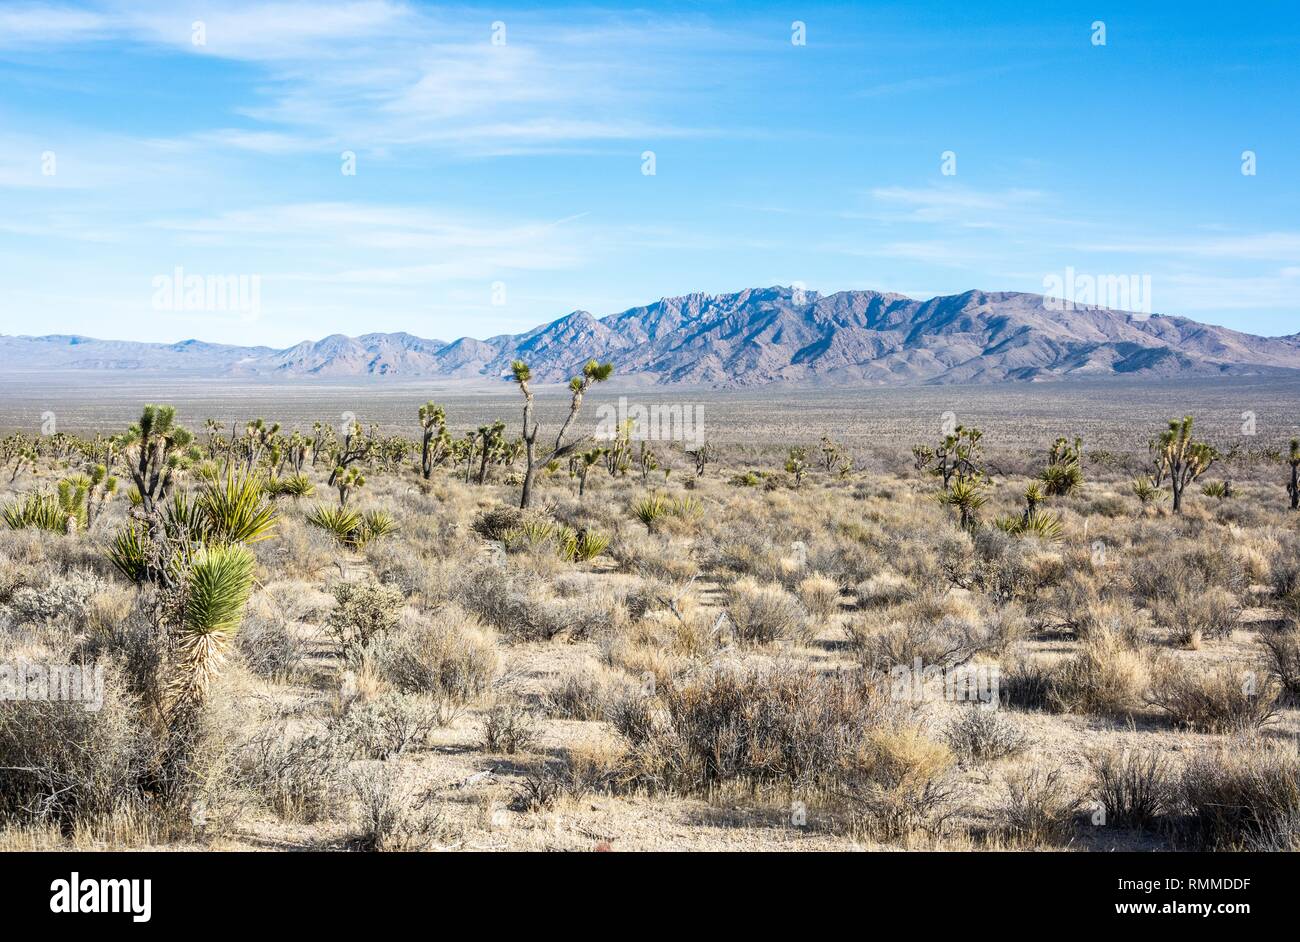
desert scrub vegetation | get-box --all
[1,396,1299,852]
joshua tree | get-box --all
[936,478,988,532]
[243,417,280,472]
[418,401,450,479]
[1155,416,1217,513]
[475,420,507,485]
[1288,439,1299,510]
[604,418,635,477]
[1040,435,1083,496]
[637,441,659,483]
[819,436,846,472]
[328,419,371,486]
[929,426,984,489]
[512,358,613,509]
[572,447,605,497]
[124,404,195,512]
[334,465,365,506]
[686,441,715,477]
[785,446,808,487]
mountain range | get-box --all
[5,287,1299,387]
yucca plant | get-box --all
[2,492,67,532]
[671,495,704,521]
[357,510,398,546]
[998,510,1065,542]
[505,517,555,552]
[165,543,256,717]
[633,493,670,528]
[266,472,315,499]
[307,504,362,544]
[197,470,278,546]
[556,526,611,562]
[935,478,988,532]
[1201,481,1229,500]
[1131,476,1160,504]
[108,523,150,583]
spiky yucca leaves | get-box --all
[997,510,1065,542]
[197,470,278,546]
[1131,476,1160,504]
[165,543,256,717]
[556,526,611,562]
[1201,481,1229,499]
[2,492,67,532]
[306,504,396,549]
[935,478,987,532]
[265,472,315,499]
[633,493,670,527]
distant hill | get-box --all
[5,287,1299,386]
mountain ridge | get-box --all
[4,286,1299,387]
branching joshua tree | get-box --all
[475,420,507,485]
[571,447,605,497]
[418,401,450,479]
[1040,435,1083,496]
[1287,439,1299,510]
[512,358,613,509]
[1155,416,1217,513]
[925,426,984,489]
[785,446,808,487]
[686,442,715,477]
[334,465,365,506]
[124,404,196,512]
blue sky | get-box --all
[1,0,1297,347]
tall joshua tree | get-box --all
[512,359,613,509]
[1288,439,1299,510]
[418,401,450,479]
[1156,416,1217,513]
[125,404,195,512]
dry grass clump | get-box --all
[997,767,1081,846]
[480,700,541,754]
[236,610,308,681]
[1048,629,1151,717]
[796,572,841,624]
[613,663,886,793]
[1085,746,1174,830]
[1146,660,1279,733]
[841,725,956,841]
[943,708,1028,764]
[1258,628,1300,704]
[853,571,915,608]
[348,762,447,851]
[367,606,500,706]
[1175,743,1300,850]
[725,577,809,643]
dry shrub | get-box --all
[1085,746,1174,830]
[236,611,308,681]
[239,722,343,822]
[326,579,405,662]
[797,572,841,623]
[842,725,956,840]
[1147,660,1278,733]
[725,577,809,643]
[348,762,446,851]
[999,656,1055,711]
[1176,744,1300,850]
[480,700,540,754]
[1258,628,1300,704]
[998,766,1081,846]
[943,709,1027,764]
[1049,629,1151,717]
[334,692,444,759]
[614,663,886,792]
[846,612,983,673]
[545,663,634,720]
[854,571,915,608]
[1152,586,1241,645]
[366,606,499,705]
